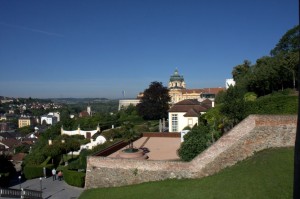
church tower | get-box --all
[168,69,186,104]
[87,105,92,116]
[168,69,186,89]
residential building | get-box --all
[18,116,34,128]
[0,138,21,154]
[226,78,236,89]
[168,99,212,132]
[118,99,141,110]
[79,106,92,117]
[61,124,100,139]
[41,112,59,125]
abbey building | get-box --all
[168,69,224,104]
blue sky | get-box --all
[0,0,298,99]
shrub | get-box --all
[63,169,85,187]
[24,164,53,179]
[178,126,210,161]
[101,129,122,140]
[246,95,298,115]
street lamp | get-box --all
[18,176,22,190]
[61,139,65,164]
[39,177,42,192]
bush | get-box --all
[101,129,122,140]
[63,169,85,187]
[178,126,210,162]
[24,164,53,179]
[246,95,298,115]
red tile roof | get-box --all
[168,99,208,113]
[201,87,225,94]
[183,108,200,117]
[0,138,21,148]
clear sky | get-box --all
[0,0,298,99]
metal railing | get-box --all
[0,187,42,199]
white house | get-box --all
[40,112,60,125]
[72,135,107,155]
[226,78,236,89]
[168,99,212,132]
[118,99,141,111]
[61,125,100,139]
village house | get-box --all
[168,99,213,132]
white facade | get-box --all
[118,99,141,110]
[41,112,60,125]
[71,135,106,155]
[226,79,236,89]
[87,106,92,116]
[168,112,204,133]
[168,99,210,133]
[41,115,58,125]
[61,125,100,138]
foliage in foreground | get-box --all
[63,169,86,188]
[79,147,294,199]
[178,125,217,161]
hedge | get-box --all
[63,169,85,188]
[24,164,54,179]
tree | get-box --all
[220,86,246,125]
[137,81,170,120]
[65,139,80,159]
[232,60,251,81]
[275,51,299,90]
[43,144,63,159]
[121,122,137,151]
[270,25,299,56]
[18,126,34,136]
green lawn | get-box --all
[79,147,294,199]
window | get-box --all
[188,118,193,127]
[172,114,178,132]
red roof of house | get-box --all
[0,138,21,148]
[183,108,200,117]
[201,87,225,94]
[11,153,27,162]
[201,99,213,108]
[168,99,208,113]
[79,111,90,117]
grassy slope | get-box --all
[79,147,294,199]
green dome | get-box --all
[170,69,184,82]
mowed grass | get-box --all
[79,147,294,199]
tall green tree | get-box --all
[137,81,170,120]
[121,122,137,150]
[270,25,299,56]
[220,86,246,125]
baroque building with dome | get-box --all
[168,69,224,104]
[118,69,225,110]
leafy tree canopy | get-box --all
[137,81,170,120]
[270,25,299,56]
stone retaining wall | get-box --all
[85,115,297,189]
